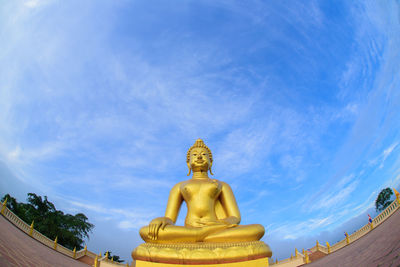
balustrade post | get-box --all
[53,236,58,250]
[305,253,310,264]
[393,188,400,205]
[1,198,7,215]
[345,232,349,244]
[29,221,34,236]
[73,247,76,258]
[326,242,330,254]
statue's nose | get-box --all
[197,154,203,159]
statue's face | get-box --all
[189,147,211,172]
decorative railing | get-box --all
[0,205,77,257]
[271,252,306,266]
[0,201,130,266]
[271,195,400,266]
[2,194,399,267]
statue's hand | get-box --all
[195,221,227,226]
[220,216,240,226]
[148,217,174,240]
[195,218,238,227]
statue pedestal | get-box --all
[135,257,269,267]
[132,241,271,266]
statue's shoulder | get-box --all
[214,179,226,185]
[212,179,230,188]
[170,181,184,192]
[218,180,233,191]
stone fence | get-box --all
[271,196,400,266]
[2,194,399,267]
[0,201,130,267]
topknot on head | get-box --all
[186,138,213,163]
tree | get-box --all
[1,193,94,250]
[375,188,394,212]
[104,251,124,263]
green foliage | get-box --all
[375,188,394,212]
[104,251,124,263]
[1,193,94,250]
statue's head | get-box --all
[186,139,213,176]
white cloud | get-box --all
[69,200,155,230]
[118,220,136,230]
[305,173,360,213]
[336,173,355,189]
[24,0,40,8]
[380,142,398,168]
[112,176,172,190]
[1,0,399,262]
[69,201,109,214]
[271,215,334,240]
[4,141,66,169]
[241,189,269,207]
[7,146,21,161]
[368,142,399,169]
[215,124,276,177]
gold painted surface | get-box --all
[132,241,271,264]
[135,257,269,267]
[133,139,270,263]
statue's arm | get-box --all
[148,182,183,240]
[164,182,183,223]
[219,182,241,225]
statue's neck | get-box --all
[192,170,210,180]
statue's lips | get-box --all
[195,160,205,164]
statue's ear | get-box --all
[187,162,191,176]
[209,162,214,176]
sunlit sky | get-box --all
[1,0,400,263]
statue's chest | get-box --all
[181,180,222,201]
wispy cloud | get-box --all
[380,142,398,168]
[314,179,360,210]
[1,0,400,262]
[270,215,335,240]
[368,142,399,168]
[69,200,154,230]
[24,0,41,8]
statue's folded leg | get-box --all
[140,225,204,243]
[203,224,265,242]
[140,224,235,243]
[135,224,270,264]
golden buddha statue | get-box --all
[132,139,272,266]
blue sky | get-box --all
[1,0,400,262]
